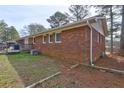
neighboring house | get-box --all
[17,16,108,65]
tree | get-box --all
[22,23,47,35]
[68,5,91,22]
[110,5,114,54]
[47,11,69,28]
[0,20,8,42]
[7,26,20,41]
[120,5,124,55]
[0,20,20,42]
[95,5,121,54]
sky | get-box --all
[0,5,96,37]
[0,5,71,36]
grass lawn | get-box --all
[0,52,61,88]
[1,52,124,88]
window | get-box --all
[97,33,100,43]
[43,35,47,44]
[32,37,35,44]
[55,33,61,43]
[49,34,54,43]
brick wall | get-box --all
[92,28,105,62]
[19,25,105,64]
[33,26,91,64]
[33,36,42,51]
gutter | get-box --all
[86,17,106,65]
[95,17,105,20]
[87,20,94,66]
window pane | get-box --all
[50,34,54,42]
[44,36,47,42]
[56,33,61,41]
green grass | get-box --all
[0,52,60,88]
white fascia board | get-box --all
[95,17,106,20]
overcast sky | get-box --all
[0,5,96,36]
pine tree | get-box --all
[120,5,124,55]
[68,5,91,22]
[95,5,121,54]
[47,11,69,28]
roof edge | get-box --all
[17,15,107,41]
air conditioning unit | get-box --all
[30,49,39,56]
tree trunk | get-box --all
[110,5,113,54]
[120,5,124,55]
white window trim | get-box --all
[49,34,53,43]
[55,32,62,43]
[32,37,35,44]
[42,35,46,44]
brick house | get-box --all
[17,16,108,65]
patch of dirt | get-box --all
[35,64,124,88]
[95,54,124,71]
[0,64,2,67]
[33,54,124,88]
[0,64,3,69]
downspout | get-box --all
[87,20,94,66]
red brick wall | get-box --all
[92,28,105,61]
[33,36,42,51]
[18,25,105,64]
[35,26,91,64]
